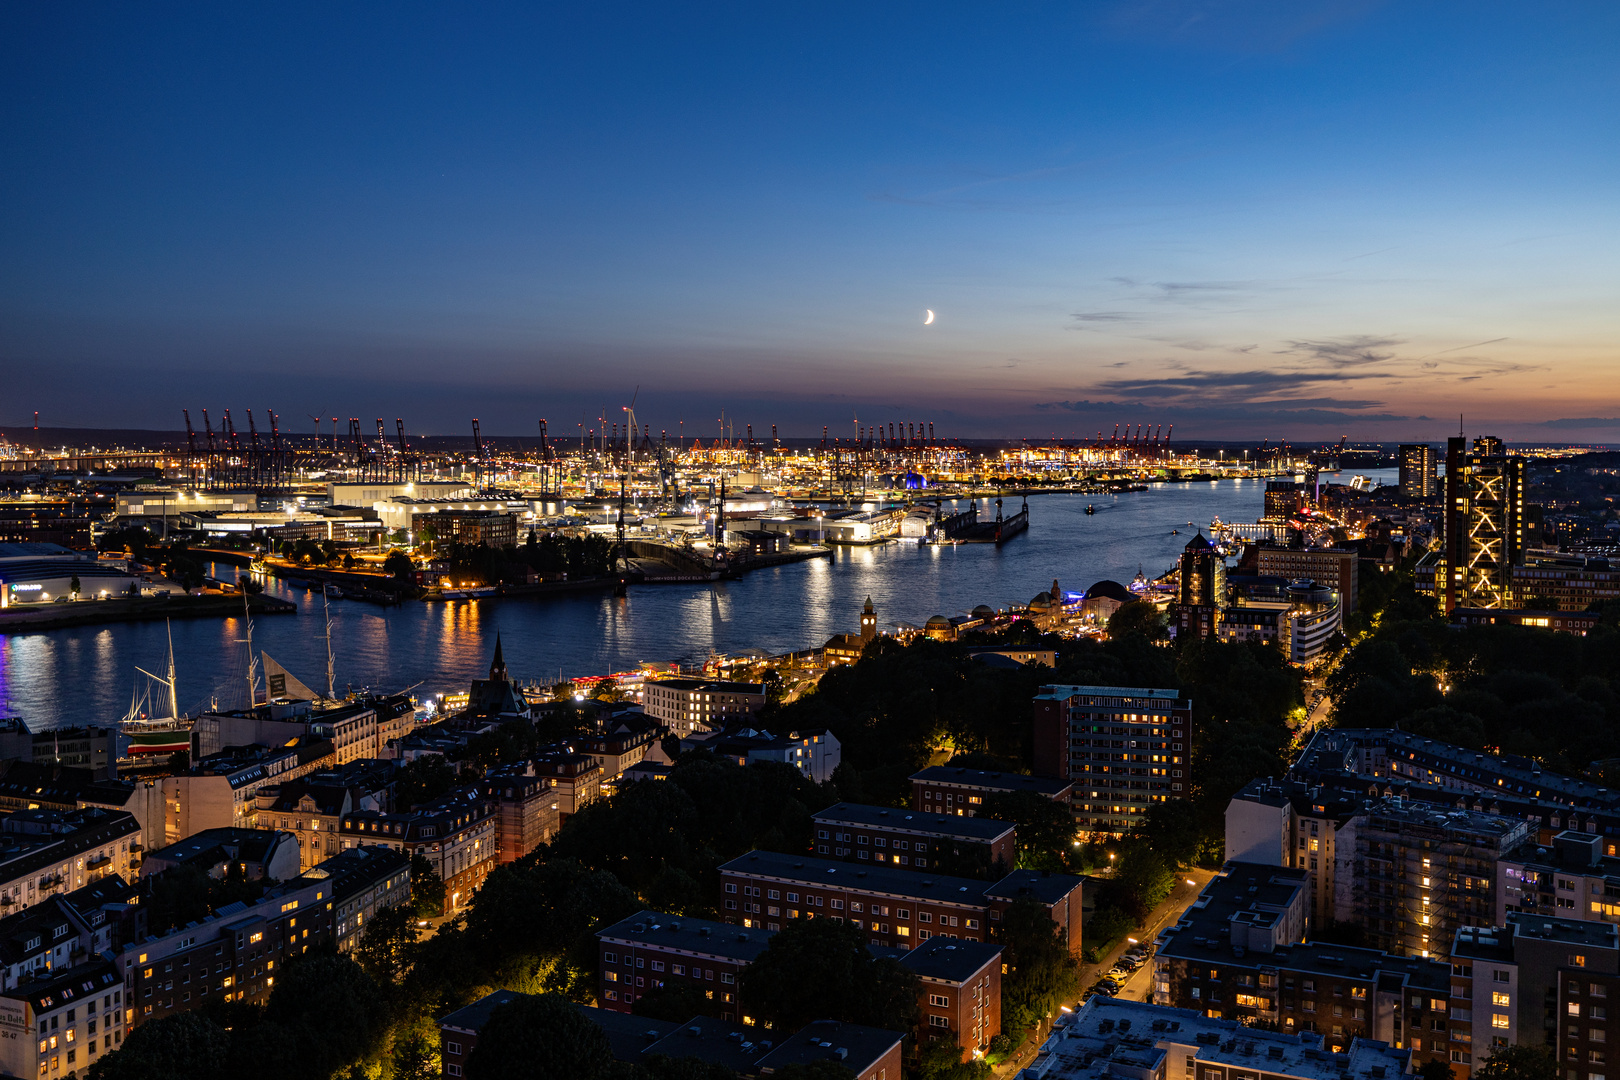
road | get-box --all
[992,866,1217,1077]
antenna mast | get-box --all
[242,590,258,709]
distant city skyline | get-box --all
[3,3,1618,440]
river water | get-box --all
[0,472,1395,728]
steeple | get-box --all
[490,634,509,683]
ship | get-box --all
[119,621,194,759]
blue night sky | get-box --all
[3,2,1618,441]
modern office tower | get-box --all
[1398,443,1438,499]
[1443,435,1526,612]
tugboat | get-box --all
[1085,504,1095,515]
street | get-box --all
[992,866,1217,1077]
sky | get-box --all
[2,2,1618,442]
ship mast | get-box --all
[242,590,259,709]
[165,620,178,719]
[323,588,336,700]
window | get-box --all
[604,953,616,964]
[929,1015,950,1028]
[1493,992,1511,1007]
[929,994,949,1007]
[1492,1014,1510,1029]
[446,1042,462,1055]
[1494,970,1512,984]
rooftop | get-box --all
[755,1019,905,1076]
[578,1005,680,1062]
[1020,998,1411,1080]
[899,936,1003,983]
[719,850,993,907]
[983,869,1085,906]
[910,766,1073,797]
[814,802,1015,841]
[597,909,776,963]
[439,989,523,1033]
[644,1015,780,1073]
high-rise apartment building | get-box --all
[1032,684,1191,838]
[1399,443,1439,500]
[1174,533,1225,640]
[1442,436,1526,612]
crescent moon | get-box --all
[924,309,935,325]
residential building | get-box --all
[578,719,664,781]
[1509,552,1620,614]
[254,776,385,871]
[1332,799,1527,959]
[1450,913,1620,1078]
[718,851,1082,956]
[1442,436,1526,612]
[532,753,603,819]
[339,790,496,912]
[438,988,523,1079]
[1451,607,1601,634]
[1254,546,1359,614]
[162,738,337,843]
[1399,444,1439,500]
[309,844,412,954]
[1496,830,1620,927]
[1019,998,1415,1080]
[756,1020,904,1080]
[475,766,559,864]
[0,809,141,912]
[684,727,843,785]
[644,679,767,737]
[0,761,166,853]
[0,719,115,776]
[1151,862,1451,1066]
[910,767,1073,818]
[641,1014,777,1072]
[120,845,402,1025]
[1281,579,1342,664]
[595,910,774,1021]
[1173,533,1226,640]
[140,827,302,882]
[811,803,1015,878]
[1031,685,1191,838]
[899,936,1002,1058]
[0,876,140,992]
[1225,778,1363,930]
[0,959,124,1078]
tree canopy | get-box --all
[740,917,920,1033]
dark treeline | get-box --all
[1329,566,1620,780]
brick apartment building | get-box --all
[1254,545,1359,613]
[718,851,1082,956]
[475,767,560,864]
[910,767,1073,818]
[340,790,496,912]
[1031,684,1192,838]
[595,910,773,1022]
[812,802,1016,877]
[899,936,1002,1058]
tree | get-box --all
[1416,1060,1455,1080]
[466,992,615,1080]
[70,574,81,597]
[740,917,919,1033]
[395,755,459,809]
[411,853,446,919]
[384,550,416,582]
[167,749,190,773]
[1473,1045,1559,1080]
[914,1035,992,1080]
[1107,601,1166,642]
[979,789,1076,871]
[87,1012,229,1080]
[1135,801,1201,868]
[261,954,391,1078]
[356,902,420,985]
[994,898,1079,1031]
[1100,845,1174,923]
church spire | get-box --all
[490,634,508,683]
